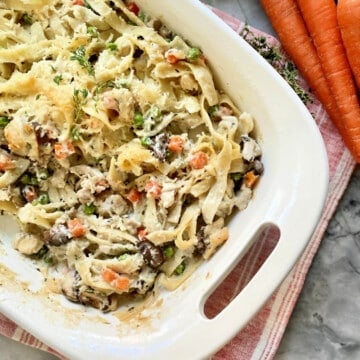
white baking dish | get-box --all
[0,1,328,359]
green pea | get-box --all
[163,245,175,259]
[38,193,50,205]
[187,47,201,61]
[20,174,38,185]
[231,173,243,181]
[140,136,152,147]
[207,105,219,118]
[133,112,144,127]
[106,42,118,51]
[174,261,186,276]
[0,116,10,128]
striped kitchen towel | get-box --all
[0,8,356,360]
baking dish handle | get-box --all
[175,213,324,359]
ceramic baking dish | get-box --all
[0,1,328,359]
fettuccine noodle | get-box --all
[0,0,263,312]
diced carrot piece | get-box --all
[114,276,130,291]
[127,188,142,203]
[165,49,185,64]
[0,154,16,171]
[137,227,147,240]
[101,267,118,283]
[166,53,180,64]
[101,268,130,291]
[67,218,86,238]
[189,151,208,169]
[54,141,75,160]
[126,2,140,15]
[145,180,162,199]
[244,170,259,189]
[168,135,184,153]
[72,0,85,5]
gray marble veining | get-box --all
[1,1,359,359]
[276,166,360,360]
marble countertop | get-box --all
[1,1,359,359]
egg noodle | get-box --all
[0,0,263,312]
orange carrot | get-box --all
[0,154,16,171]
[261,0,340,124]
[296,0,360,162]
[145,180,162,199]
[101,268,130,291]
[126,188,142,203]
[113,276,130,291]
[101,267,118,283]
[67,218,86,238]
[244,170,259,189]
[126,2,140,16]
[72,0,85,5]
[337,0,360,89]
[189,151,208,169]
[165,49,185,64]
[137,227,147,240]
[168,135,184,153]
[54,141,75,160]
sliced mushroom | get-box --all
[44,224,72,246]
[138,240,164,268]
[61,269,81,303]
[150,133,169,162]
[78,291,118,313]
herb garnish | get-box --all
[53,74,63,85]
[106,42,118,51]
[240,25,312,105]
[70,45,95,76]
[73,88,89,121]
[87,26,99,38]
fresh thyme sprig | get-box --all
[240,24,312,105]
[70,45,95,76]
[73,88,89,121]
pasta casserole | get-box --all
[0,0,263,312]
